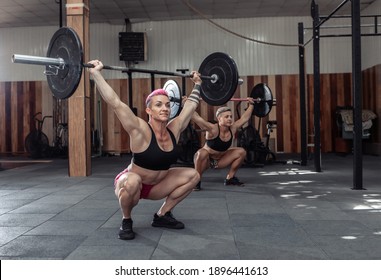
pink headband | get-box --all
[145,89,168,106]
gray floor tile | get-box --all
[174,199,230,220]
[25,220,104,236]
[72,199,119,209]
[81,227,162,247]
[0,208,13,215]
[169,218,234,235]
[0,213,55,227]
[66,244,155,260]
[0,235,87,259]
[1,190,52,200]
[0,199,35,209]
[310,235,381,259]
[0,226,32,246]
[0,190,19,197]
[278,197,345,210]
[100,212,126,228]
[350,211,381,229]
[0,183,39,190]
[51,207,117,221]
[237,244,328,260]
[298,220,374,236]
[233,225,316,248]
[34,194,90,204]
[85,188,116,200]
[151,233,240,260]
[285,208,355,220]
[230,213,297,227]
[10,202,73,214]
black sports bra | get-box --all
[206,126,233,152]
[133,125,179,170]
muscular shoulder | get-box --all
[129,120,152,152]
[205,123,219,139]
[229,125,238,135]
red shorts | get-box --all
[114,168,154,199]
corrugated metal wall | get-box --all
[362,0,381,70]
[2,3,381,82]
[0,26,57,81]
[0,16,355,82]
[133,17,309,77]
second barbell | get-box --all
[164,80,275,118]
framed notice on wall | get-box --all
[118,32,147,62]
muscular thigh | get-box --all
[215,148,243,168]
[114,172,142,201]
[147,167,198,200]
[195,148,210,162]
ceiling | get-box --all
[0,0,377,28]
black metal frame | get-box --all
[312,2,322,172]
[298,22,308,166]
[351,0,364,190]
[298,0,368,189]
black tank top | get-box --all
[133,125,179,170]
[206,126,233,152]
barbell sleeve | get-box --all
[12,54,65,67]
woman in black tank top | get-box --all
[206,125,233,152]
[191,100,255,190]
[88,59,203,240]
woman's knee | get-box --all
[230,147,246,159]
[238,147,247,158]
[183,168,200,186]
[115,173,142,198]
[194,148,209,161]
[192,169,201,182]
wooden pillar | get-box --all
[66,0,91,176]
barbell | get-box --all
[11,27,274,117]
[11,27,241,104]
[163,79,274,118]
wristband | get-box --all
[192,84,201,94]
[188,93,200,104]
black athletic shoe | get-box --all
[224,176,244,186]
[193,181,201,191]
[151,211,185,229]
[118,218,135,240]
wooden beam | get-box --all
[66,0,91,176]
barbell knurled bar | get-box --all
[12,54,217,81]
[169,96,271,104]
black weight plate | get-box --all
[163,79,181,119]
[250,83,273,117]
[46,27,83,99]
[198,52,239,106]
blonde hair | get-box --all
[215,106,231,118]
